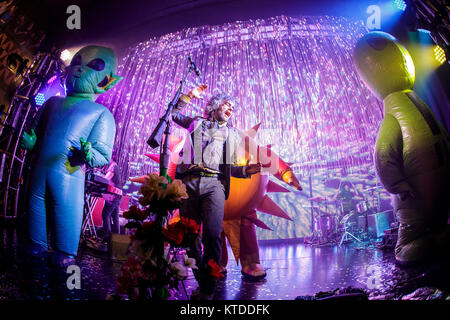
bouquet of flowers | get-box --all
[116,173,199,300]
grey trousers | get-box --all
[180,176,225,294]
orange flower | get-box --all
[208,259,224,279]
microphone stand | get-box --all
[145,61,196,273]
[147,62,195,180]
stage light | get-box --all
[60,49,72,62]
[393,0,406,11]
[417,29,431,34]
[34,68,67,107]
[34,93,46,106]
[434,46,446,64]
[34,75,66,106]
[47,75,57,84]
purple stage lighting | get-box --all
[34,73,66,107]
[434,46,446,64]
[393,0,406,11]
[98,15,390,240]
[34,93,46,106]
[47,75,57,84]
[417,29,431,34]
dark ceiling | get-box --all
[27,0,383,57]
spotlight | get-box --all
[433,46,446,64]
[34,93,46,106]
[393,0,406,11]
[60,49,72,62]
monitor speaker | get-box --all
[368,210,395,238]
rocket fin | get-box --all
[223,219,241,265]
[267,180,290,193]
[256,195,292,220]
[129,175,148,184]
[168,135,183,152]
[245,214,272,230]
[245,123,261,139]
[145,153,160,163]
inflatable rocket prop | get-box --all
[133,122,302,269]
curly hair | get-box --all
[204,93,237,119]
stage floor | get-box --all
[0,222,448,300]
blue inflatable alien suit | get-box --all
[22,46,122,265]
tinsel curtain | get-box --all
[98,15,382,179]
[98,15,388,239]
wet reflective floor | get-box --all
[1,222,449,300]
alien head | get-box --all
[353,31,415,100]
[65,46,123,95]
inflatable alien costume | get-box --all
[22,46,122,265]
[353,32,450,264]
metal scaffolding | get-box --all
[0,53,60,219]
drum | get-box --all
[318,214,337,238]
[356,201,369,213]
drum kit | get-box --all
[304,185,383,246]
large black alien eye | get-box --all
[97,76,109,88]
[87,58,105,71]
[70,55,82,66]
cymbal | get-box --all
[309,197,342,206]
[308,196,328,202]
[318,213,338,217]
[365,185,382,191]
[323,199,342,204]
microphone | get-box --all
[188,56,201,77]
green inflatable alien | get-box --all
[353,31,450,265]
[22,46,122,267]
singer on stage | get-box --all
[172,85,261,300]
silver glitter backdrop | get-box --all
[98,15,391,240]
